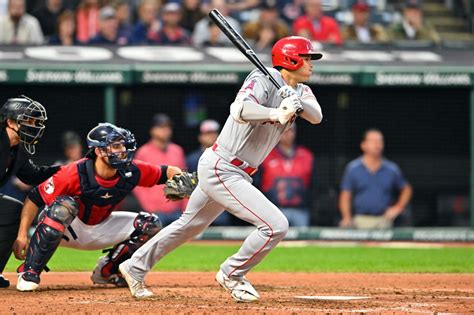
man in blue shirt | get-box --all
[88,6,125,45]
[339,129,412,229]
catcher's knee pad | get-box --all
[44,195,79,226]
[131,212,162,240]
[100,212,161,278]
[20,196,78,279]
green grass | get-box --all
[5,244,474,273]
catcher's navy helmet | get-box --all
[0,95,47,154]
[86,123,136,170]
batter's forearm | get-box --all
[300,98,323,124]
[17,198,40,239]
[232,100,278,123]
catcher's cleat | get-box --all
[0,274,10,288]
[215,269,260,302]
[16,271,40,292]
[91,256,128,287]
[119,262,153,299]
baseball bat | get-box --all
[208,9,303,115]
[208,9,282,90]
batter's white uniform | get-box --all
[123,67,323,280]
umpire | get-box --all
[0,96,59,288]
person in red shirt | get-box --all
[258,125,315,226]
[292,0,342,45]
[13,123,184,292]
[75,0,100,43]
[133,113,187,226]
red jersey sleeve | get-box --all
[38,163,79,206]
[134,160,163,187]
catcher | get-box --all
[12,122,197,291]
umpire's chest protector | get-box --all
[76,159,140,223]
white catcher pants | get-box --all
[124,148,289,281]
[60,211,137,250]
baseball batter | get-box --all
[119,36,324,301]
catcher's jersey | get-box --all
[216,67,316,167]
[30,158,162,225]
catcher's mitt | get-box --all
[164,172,198,201]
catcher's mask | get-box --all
[86,123,136,171]
[0,95,47,154]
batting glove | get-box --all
[270,95,302,125]
[277,85,297,99]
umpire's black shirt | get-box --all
[0,127,60,227]
[0,127,59,188]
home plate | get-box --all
[294,296,371,301]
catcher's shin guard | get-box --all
[100,212,161,278]
[19,196,78,283]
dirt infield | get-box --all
[2,272,473,314]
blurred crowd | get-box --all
[0,0,442,48]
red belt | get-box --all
[212,143,257,176]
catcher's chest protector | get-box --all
[77,159,140,223]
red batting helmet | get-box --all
[272,36,323,71]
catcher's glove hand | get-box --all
[164,172,198,201]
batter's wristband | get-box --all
[158,165,169,185]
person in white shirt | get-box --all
[0,0,44,44]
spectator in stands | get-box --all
[388,0,440,44]
[130,0,160,44]
[112,0,133,43]
[76,0,100,43]
[202,20,229,46]
[54,131,83,165]
[186,119,221,173]
[243,1,289,51]
[180,0,205,33]
[48,10,78,45]
[341,0,388,43]
[152,2,190,44]
[226,0,260,23]
[0,0,44,44]
[257,125,315,227]
[32,0,64,38]
[89,6,125,44]
[64,0,81,11]
[293,0,342,45]
[133,113,187,226]
[279,0,304,25]
[185,119,232,225]
[0,0,8,17]
[193,0,240,47]
[339,129,413,229]
[29,0,80,14]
